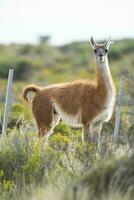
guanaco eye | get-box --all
[94,49,97,53]
[105,49,108,53]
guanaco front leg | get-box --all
[83,121,103,145]
[83,123,93,143]
[92,122,103,146]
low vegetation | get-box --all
[0,38,134,199]
[0,123,133,200]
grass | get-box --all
[0,121,133,200]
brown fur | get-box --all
[23,73,111,138]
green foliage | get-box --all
[1,103,32,130]
[19,45,33,55]
[110,47,122,60]
[0,38,134,199]
[0,59,32,81]
[0,126,133,200]
[74,158,134,200]
[50,133,71,151]
[0,39,133,83]
[14,59,32,81]
[0,60,11,78]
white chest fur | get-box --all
[93,91,115,124]
[94,59,116,123]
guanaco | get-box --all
[23,37,116,143]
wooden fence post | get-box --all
[2,67,14,137]
[114,75,124,142]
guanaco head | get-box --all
[90,36,113,63]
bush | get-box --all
[0,122,133,200]
[0,61,10,78]
[19,45,33,55]
[110,47,122,60]
[74,158,134,200]
[0,132,56,188]
[0,59,33,81]
[14,60,32,81]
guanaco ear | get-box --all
[104,36,114,49]
[90,36,96,48]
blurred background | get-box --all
[0,0,134,132]
[0,1,134,199]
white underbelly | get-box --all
[53,103,82,127]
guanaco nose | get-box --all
[99,53,103,57]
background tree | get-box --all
[38,35,51,44]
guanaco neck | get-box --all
[95,56,115,102]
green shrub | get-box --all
[0,61,10,78]
[0,132,57,188]
[19,45,33,55]
[0,103,32,131]
[0,59,33,81]
[110,47,122,60]
[74,158,134,200]
[14,60,32,81]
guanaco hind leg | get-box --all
[34,104,60,143]
[38,125,48,138]
[32,94,53,140]
[45,114,60,144]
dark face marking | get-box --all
[94,47,108,55]
[94,46,109,62]
[90,36,113,63]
